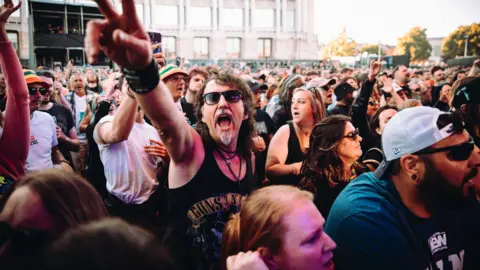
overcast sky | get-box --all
[314,0,480,45]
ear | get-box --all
[399,155,423,183]
[460,104,467,115]
[258,247,279,270]
[243,113,249,120]
[375,127,381,135]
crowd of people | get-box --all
[1,0,480,269]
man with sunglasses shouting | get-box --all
[326,106,480,270]
[85,1,257,268]
[24,70,72,172]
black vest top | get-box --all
[168,145,256,270]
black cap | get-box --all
[452,77,480,109]
[247,80,268,93]
[256,74,266,81]
[334,82,356,100]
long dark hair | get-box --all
[279,75,303,115]
[195,72,256,160]
[300,115,361,190]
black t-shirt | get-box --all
[180,97,198,128]
[167,145,256,270]
[40,103,75,165]
[254,108,274,183]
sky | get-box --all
[314,0,480,46]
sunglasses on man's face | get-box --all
[28,87,48,96]
[203,90,242,105]
[416,136,474,161]
[341,128,360,141]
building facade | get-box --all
[427,37,444,63]
[6,0,318,68]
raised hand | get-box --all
[0,0,21,24]
[85,0,152,69]
[368,57,382,81]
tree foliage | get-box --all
[322,27,358,58]
[360,44,385,56]
[396,27,432,62]
[441,23,480,60]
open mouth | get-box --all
[293,111,300,117]
[324,259,334,269]
[216,113,233,130]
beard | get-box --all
[219,130,233,146]
[418,157,478,213]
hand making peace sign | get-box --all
[85,0,152,69]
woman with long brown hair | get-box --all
[221,185,336,270]
[0,169,108,268]
[266,87,325,186]
[299,115,369,219]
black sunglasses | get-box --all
[203,90,242,105]
[28,86,48,96]
[341,128,360,141]
[416,136,474,161]
[368,100,378,106]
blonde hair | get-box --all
[292,87,326,124]
[220,186,313,270]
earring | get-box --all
[411,174,418,181]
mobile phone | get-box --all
[148,32,162,54]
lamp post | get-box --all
[464,34,469,57]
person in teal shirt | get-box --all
[325,107,480,270]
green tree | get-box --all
[360,44,385,56]
[441,23,480,60]
[322,27,358,58]
[396,27,432,62]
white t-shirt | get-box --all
[26,111,58,172]
[94,115,161,204]
[74,94,87,140]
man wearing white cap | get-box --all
[326,106,480,270]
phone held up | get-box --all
[148,31,162,54]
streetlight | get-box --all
[464,34,469,57]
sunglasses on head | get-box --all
[342,128,360,141]
[416,136,474,161]
[203,90,242,105]
[28,86,48,96]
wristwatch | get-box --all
[122,59,160,94]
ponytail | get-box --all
[220,213,242,270]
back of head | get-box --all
[279,74,303,107]
[44,218,176,270]
[221,186,313,270]
[4,169,107,232]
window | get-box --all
[7,32,18,55]
[188,7,211,27]
[253,9,274,28]
[258,38,272,58]
[226,38,241,59]
[285,10,295,29]
[153,5,178,26]
[193,37,209,59]
[222,8,243,27]
[163,36,176,59]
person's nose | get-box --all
[217,94,228,107]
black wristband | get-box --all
[122,59,160,94]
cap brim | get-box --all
[328,78,336,85]
[373,159,392,179]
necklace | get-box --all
[217,149,242,181]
